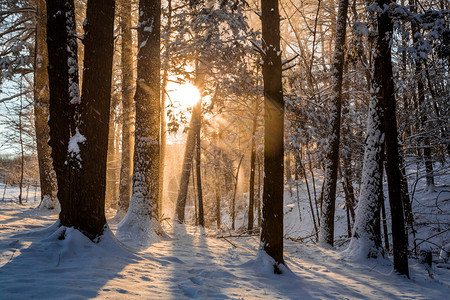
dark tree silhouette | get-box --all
[259,0,285,273]
[46,0,116,240]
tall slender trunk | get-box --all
[381,195,390,251]
[346,71,384,258]
[106,94,119,209]
[159,0,173,219]
[196,116,204,227]
[117,0,163,240]
[319,0,349,247]
[256,154,262,229]
[260,0,285,273]
[231,155,244,231]
[35,0,58,209]
[298,151,319,239]
[411,2,434,189]
[18,90,24,206]
[377,0,409,276]
[214,165,221,228]
[117,0,134,220]
[248,100,258,232]
[175,56,205,224]
[46,0,79,230]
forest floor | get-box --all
[0,163,449,299]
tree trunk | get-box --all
[18,90,24,206]
[346,42,385,258]
[214,166,221,229]
[297,150,319,239]
[256,154,262,229]
[248,101,258,233]
[346,85,384,258]
[47,0,115,240]
[175,103,201,224]
[377,0,409,277]
[72,0,115,239]
[35,0,58,210]
[341,104,355,223]
[175,56,206,224]
[232,155,244,231]
[106,94,119,209]
[117,0,163,241]
[46,0,79,229]
[116,0,134,220]
[196,117,204,227]
[285,152,292,183]
[319,0,349,247]
[411,3,434,189]
[381,195,390,252]
[159,0,173,220]
[260,0,285,273]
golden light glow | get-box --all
[171,83,201,109]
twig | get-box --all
[217,234,259,238]
[412,228,450,251]
[221,237,237,248]
[6,250,16,264]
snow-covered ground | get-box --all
[0,164,448,299]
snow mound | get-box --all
[116,212,162,249]
[243,248,293,276]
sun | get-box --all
[170,83,201,109]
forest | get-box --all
[0,0,449,298]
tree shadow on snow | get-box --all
[0,221,137,299]
[163,224,236,299]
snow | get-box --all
[0,166,449,298]
[67,128,86,155]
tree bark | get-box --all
[159,0,172,220]
[260,0,285,273]
[214,165,221,229]
[248,101,258,233]
[196,115,204,227]
[376,0,409,277]
[35,0,58,210]
[116,0,134,220]
[106,94,119,209]
[117,0,162,239]
[346,72,384,258]
[319,0,349,247]
[72,0,116,239]
[411,2,434,189]
[46,0,78,228]
[47,0,115,240]
[381,194,390,252]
